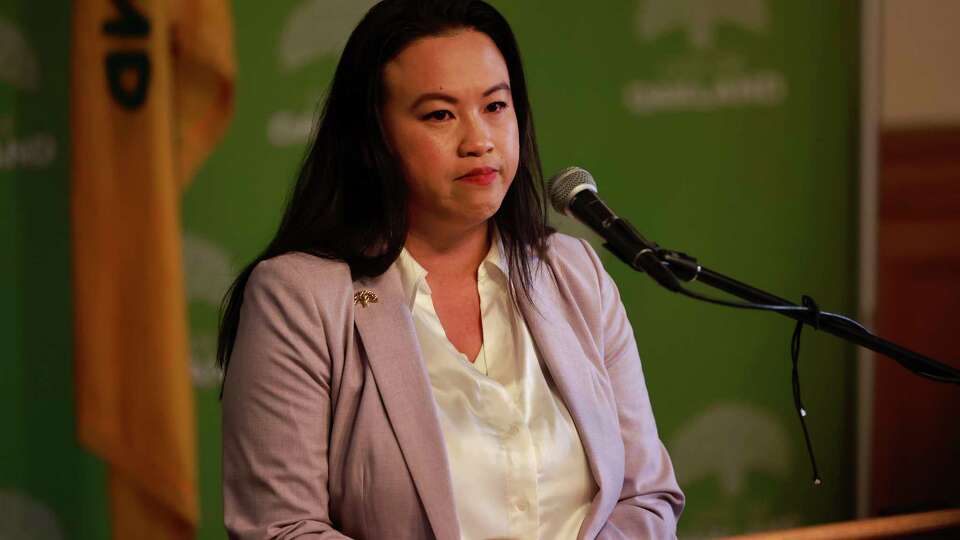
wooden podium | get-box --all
[722,508,960,539]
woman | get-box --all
[220,1,683,538]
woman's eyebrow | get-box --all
[482,82,511,97]
[409,82,511,110]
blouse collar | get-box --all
[395,226,508,310]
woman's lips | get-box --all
[457,167,498,185]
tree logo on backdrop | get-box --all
[668,402,799,537]
[183,231,236,388]
[0,15,57,172]
[0,490,64,540]
[268,0,378,147]
[0,16,39,91]
[624,0,788,115]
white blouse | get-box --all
[395,234,597,540]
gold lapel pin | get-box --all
[353,289,379,308]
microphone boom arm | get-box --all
[606,244,960,383]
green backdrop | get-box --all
[1,0,859,538]
[0,0,109,538]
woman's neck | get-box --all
[405,220,491,279]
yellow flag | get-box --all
[71,0,235,537]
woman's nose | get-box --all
[458,116,494,157]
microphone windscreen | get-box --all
[547,166,597,214]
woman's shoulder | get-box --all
[543,232,606,283]
[536,232,616,313]
[246,251,355,309]
[251,251,352,283]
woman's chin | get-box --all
[462,202,504,225]
[409,198,505,232]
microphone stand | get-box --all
[660,249,960,382]
[604,240,960,484]
[605,241,960,382]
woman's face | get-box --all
[381,29,520,233]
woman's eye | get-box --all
[422,110,452,121]
[486,101,508,113]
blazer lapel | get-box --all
[352,267,460,540]
[518,261,624,539]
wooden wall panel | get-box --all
[871,128,960,515]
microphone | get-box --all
[548,166,682,292]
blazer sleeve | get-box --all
[221,257,354,539]
[578,239,685,539]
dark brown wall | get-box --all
[872,127,960,515]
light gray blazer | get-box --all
[222,233,684,539]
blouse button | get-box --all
[506,424,520,437]
[516,498,529,512]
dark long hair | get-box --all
[217,0,551,378]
